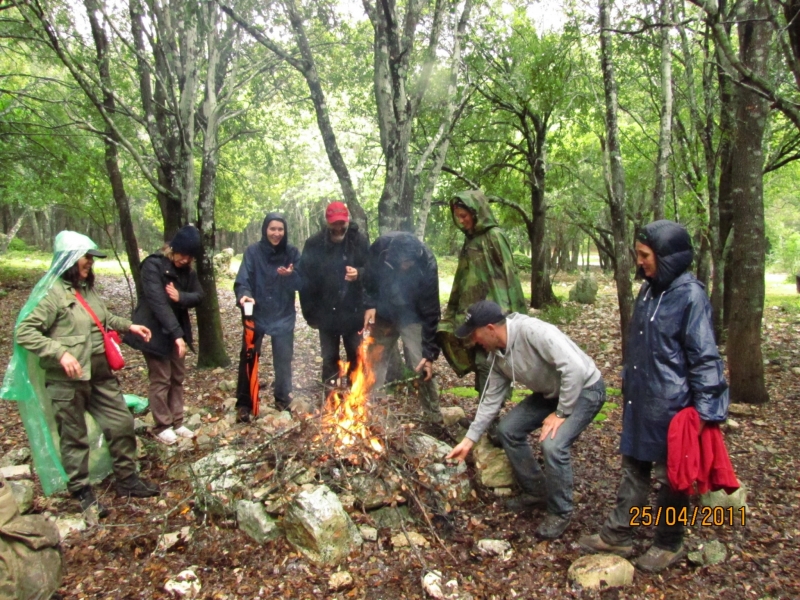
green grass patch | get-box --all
[538,303,581,326]
[606,387,621,397]
[593,401,618,423]
[511,389,528,403]
[444,386,479,398]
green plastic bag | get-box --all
[1,231,115,495]
[124,394,149,414]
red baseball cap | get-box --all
[325,202,350,224]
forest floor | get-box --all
[0,266,798,600]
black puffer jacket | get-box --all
[621,220,729,462]
[364,232,440,361]
[234,213,302,336]
[125,253,204,358]
[298,223,370,332]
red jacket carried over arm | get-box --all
[667,407,739,495]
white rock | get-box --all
[391,531,429,548]
[0,464,31,479]
[422,571,446,599]
[568,554,634,590]
[360,525,378,541]
[328,571,354,591]
[164,569,201,598]
[477,538,513,559]
[55,516,87,541]
[212,367,225,375]
[440,406,467,427]
[236,500,280,544]
[9,479,35,514]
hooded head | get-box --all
[635,220,694,292]
[261,212,288,252]
[450,190,499,237]
[385,232,424,270]
[170,225,202,259]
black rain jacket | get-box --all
[363,232,440,361]
[125,253,204,358]
[234,213,302,336]
[621,220,729,462]
[298,223,370,333]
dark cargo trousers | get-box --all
[45,354,137,493]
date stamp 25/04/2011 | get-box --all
[629,506,746,527]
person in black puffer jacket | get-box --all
[363,231,442,423]
[579,220,729,573]
[125,225,205,446]
[234,212,302,421]
[298,202,370,390]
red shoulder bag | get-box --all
[74,291,126,370]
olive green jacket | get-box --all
[15,279,132,383]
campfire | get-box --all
[322,334,384,456]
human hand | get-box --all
[239,296,255,306]
[60,352,82,379]
[129,324,152,342]
[415,358,433,381]
[362,308,376,333]
[277,264,294,276]
[175,337,187,359]
[539,412,566,442]
[345,266,358,282]
[165,282,180,302]
[446,437,474,462]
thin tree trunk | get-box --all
[0,208,30,253]
[652,0,673,221]
[726,0,770,405]
[599,0,634,355]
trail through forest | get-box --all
[0,271,798,599]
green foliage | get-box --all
[510,389,528,404]
[513,253,532,271]
[606,387,622,396]
[593,401,618,423]
[537,303,581,326]
[445,387,479,398]
[7,238,30,252]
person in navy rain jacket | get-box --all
[234,212,302,421]
[579,220,729,573]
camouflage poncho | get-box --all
[437,190,527,376]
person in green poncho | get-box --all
[3,231,159,518]
[437,190,527,393]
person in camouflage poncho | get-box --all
[437,190,527,392]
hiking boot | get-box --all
[634,544,686,573]
[236,407,252,423]
[72,486,109,519]
[115,474,160,498]
[577,533,634,558]
[536,513,571,539]
[504,491,546,512]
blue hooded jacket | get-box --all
[234,212,302,336]
[620,220,729,463]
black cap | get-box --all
[455,300,506,338]
[170,225,202,259]
[86,249,107,258]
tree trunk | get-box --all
[529,185,558,308]
[726,0,770,405]
[0,208,30,253]
[599,0,634,355]
[652,0,673,221]
[84,0,142,298]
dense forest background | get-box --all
[2,0,800,402]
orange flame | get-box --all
[323,335,384,454]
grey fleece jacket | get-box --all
[465,313,601,442]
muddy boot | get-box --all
[634,544,686,572]
[578,533,634,558]
[72,486,109,519]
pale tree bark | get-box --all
[652,0,673,221]
[0,208,30,254]
[726,0,771,405]
[363,0,461,232]
[414,0,474,239]
[218,0,368,231]
[599,0,634,356]
[84,0,142,299]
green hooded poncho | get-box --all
[437,190,527,376]
[1,231,113,495]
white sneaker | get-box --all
[155,428,178,445]
[174,426,195,439]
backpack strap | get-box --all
[74,291,106,335]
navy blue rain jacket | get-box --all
[363,232,441,361]
[620,220,729,463]
[234,212,302,336]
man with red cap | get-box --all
[298,202,370,394]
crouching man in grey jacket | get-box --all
[447,300,606,540]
